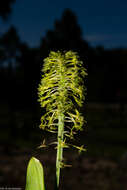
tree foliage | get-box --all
[40,9,89,60]
[0,0,15,20]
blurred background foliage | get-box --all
[0,1,127,190]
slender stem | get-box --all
[56,56,65,189]
[56,112,64,188]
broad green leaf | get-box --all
[25,157,45,190]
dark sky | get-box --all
[0,0,127,49]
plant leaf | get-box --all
[25,157,45,190]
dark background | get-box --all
[0,0,127,190]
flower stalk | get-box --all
[38,51,87,189]
[56,113,64,187]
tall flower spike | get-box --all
[38,51,87,188]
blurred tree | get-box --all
[0,26,21,96]
[0,41,5,67]
[0,25,24,140]
[19,44,40,108]
[0,0,15,20]
[40,9,89,61]
[0,26,22,102]
[0,26,21,68]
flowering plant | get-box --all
[25,51,87,190]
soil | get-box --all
[0,145,127,190]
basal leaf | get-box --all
[25,157,45,190]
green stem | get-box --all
[56,112,64,188]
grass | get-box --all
[0,102,127,160]
[86,103,127,159]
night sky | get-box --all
[0,0,127,49]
